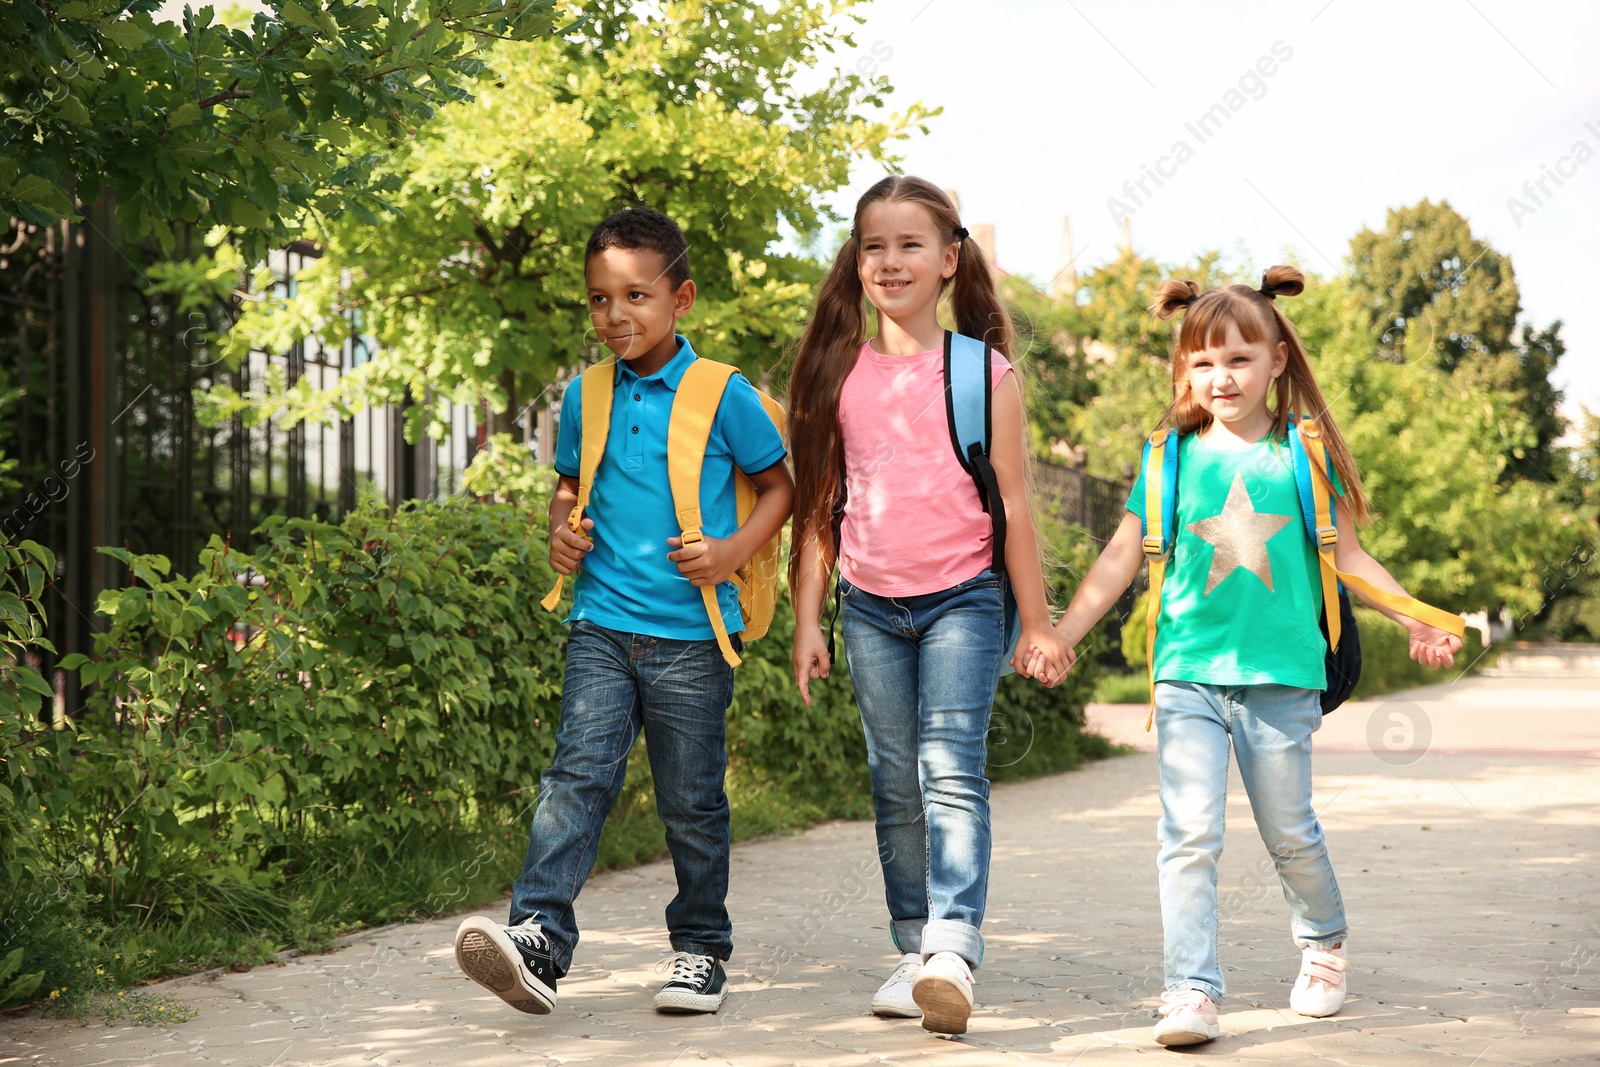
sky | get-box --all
[817,0,1599,419]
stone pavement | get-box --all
[2,675,1596,1066]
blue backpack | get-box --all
[826,331,1023,673]
[943,332,1024,675]
[1136,415,1463,724]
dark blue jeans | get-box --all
[508,621,736,973]
[840,571,1006,967]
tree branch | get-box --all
[198,88,252,109]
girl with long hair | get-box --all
[786,176,1073,1035]
[1030,267,1463,1045]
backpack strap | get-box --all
[1138,427,1179,731]
[1290,416,1465,646]
[667,357,743,668]
[943,331,1005,572]
[541,358,616,612]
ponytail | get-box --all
[1151,265,1370,524]
[947,232,1013,359]
[785,231,870,591]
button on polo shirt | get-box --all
[554,335,787,641]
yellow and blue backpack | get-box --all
[1136,414,1464,723]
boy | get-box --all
[454,207,793,1016]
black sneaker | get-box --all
[652,952,728,1013]
[454,916,560,1014]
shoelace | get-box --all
[1299,948,1348,988]
[661,952,712,985]
[1158,988,1212,1016]
[884,959,921,986]
[505,921,552,954]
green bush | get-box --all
[1,539,62,1008]
[2,487,1111,1008]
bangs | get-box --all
[1174,287,1275,357]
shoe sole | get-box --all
[870,1000,923,1019]
[1155,1026,1218,1046]
[912,975,972,1035]
[454,923,556,1015]
[653,990,726,1013]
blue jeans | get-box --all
[508,621,735,972]
[1155,680,1348,1004]
[840,572,1005,967]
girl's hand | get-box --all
[1405,619,1464,670]
[1016,627,1075,686]
[1024,644,1076,688]
[793,628,832,706]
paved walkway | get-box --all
[3,676,1597,1065]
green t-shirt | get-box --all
[1127,432,1338,690]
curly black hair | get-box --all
[585,206,691,289]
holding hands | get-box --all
[1015,626,1076,688]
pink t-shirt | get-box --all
[838,340,1013,597]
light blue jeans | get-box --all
[1155,680,1347,1004]
[840,572,1006,967]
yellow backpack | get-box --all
[539,356,787,668]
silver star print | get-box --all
[1186,472,1294,596]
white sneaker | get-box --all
[1290,942,1348,1017]
[870,952,923,1018]
[1153,988,1220,1046]
[911,951,974,1034]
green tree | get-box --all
[1295,276,1571,614]
[1046,230,1578,618]
[999,274,1094,457]
[200,0,932,437]
[1,0,572,260]
[1347,199,1568,481]
[1060,250,1228,481]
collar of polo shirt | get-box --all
[615,334,697,390]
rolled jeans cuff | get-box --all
[890,918,925,955]
[921,918,984,969]
[1294,931,1348,952]
[1171,979,1224,1005]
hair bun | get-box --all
[1258,265,1305,300]
[1150,279,1201,320]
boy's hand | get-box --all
[549,516,594,575]
[667,534,738,587]
[1405,619,1463,670]
[793,628,831,707]
[1016,627,1076,688]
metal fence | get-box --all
[1,204,481,715]
[1032,459,1144,658]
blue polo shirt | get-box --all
[554,335,787,641]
